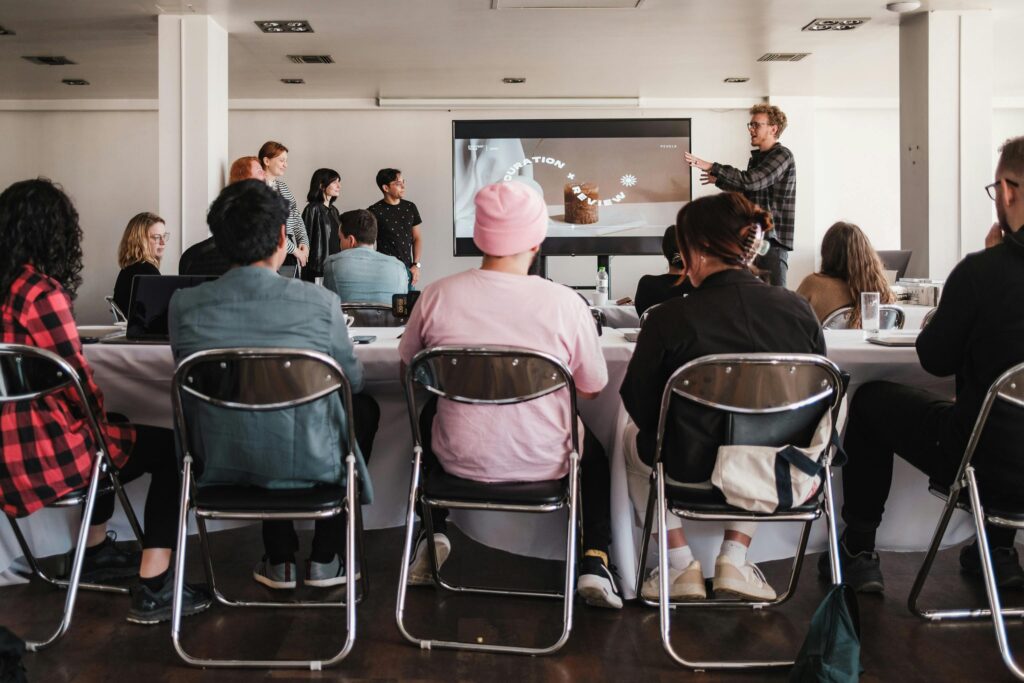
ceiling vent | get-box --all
[281,78,305,85]
[287,54,334,64]
[0,25,15,36]
[22,55,77,66]
[757,53,810,63]
[492,0,645,8]
[802,18,869,32]
[62,79,89,86]
[502,77,526,84]
[724,77,750,83]
[256,20,313,33]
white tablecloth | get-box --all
[2,324,972,596]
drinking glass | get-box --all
[861,291,880,338]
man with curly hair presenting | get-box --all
[685,104,796,287]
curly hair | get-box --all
[675,192,774,277]
[117,212,164,269]
[749,104,788,137]
[819,221,894,326]
[208,179,290,265]
[0,178,84,300]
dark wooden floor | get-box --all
[2,524,1021,682]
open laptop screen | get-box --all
[126,275,217,341]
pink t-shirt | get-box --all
[398,268,608,482]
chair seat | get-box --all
[50,480,116,507]
[928,484,1024,525]
[423,468,567,506]
[195,484,346,513]
[666,482,820,515]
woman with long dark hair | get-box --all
[620,192,824,603]
[797,221,895,326]
[0,178,210,624]
[259,140,309,276]
[301,168,342,282]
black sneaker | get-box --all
[576,555,623,609]
[818,545,884,593]
[66,532,140,583]
[126,573,212,625]
[959,542,1024,590]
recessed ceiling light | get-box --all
[281,78,305,85]
[802,18,869,32]
[502,77,526,84]
[22,55,77,66]
[255,20,313,33]
[724,77,749,83]
[0,25,15,36]
[62,79,89,86]
[886,1,921,12]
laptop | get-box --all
[878,250,913,280]
[102,275,217,344]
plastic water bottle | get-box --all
[595,266,609,307]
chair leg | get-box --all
[395,447,425,648]
[907,485,963,620]
[21,455,106,651]
[821,463,844,585]
[633,477,657,602]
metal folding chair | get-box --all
[639,302,664,328]
[342,303,405,327]
[395,346,581,656]
[170,348,367,670]
[104,295,127,324]
[0,343,143,651]
[822,304,906,330]
[633,353,846,671]
[907,360,1024,681]
[920,307,938,328]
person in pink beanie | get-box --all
[398,181,623,609]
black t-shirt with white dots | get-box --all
[368,199,421,267]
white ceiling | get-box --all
[0,0,1021,100]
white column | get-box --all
[158,15,228,271]
[768,96,816,288]
[899,10,993,279]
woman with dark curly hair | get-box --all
[112,211,167,316]
[0,178,210,624]
[301,167,342,282]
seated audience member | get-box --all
[169,180,380,589]
[634,225,694,318]
[0,178,210,624]
[113,211,167,314]
[620,193,825,601]
[796,221,894,325]
[833,137,1024,592]
[300,168,342,282]
[179,156,265,276]
[323,209,408,303]
[397,181,623,609]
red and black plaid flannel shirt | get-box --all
[1,264,134,518]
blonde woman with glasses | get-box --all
[113,212,167,314]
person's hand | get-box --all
[683,152,712,172]
[410,265,420,286]
[700,171,717,186]
[985,222,1004,249]
[295,245,309,266]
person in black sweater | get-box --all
[634,225,693,319]
[113,212,167,314]
[835,136,1024,593]
[620,193,824,602]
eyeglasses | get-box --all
[985,178,1020,200]
[747,122,769,130]
[149,233,171,243]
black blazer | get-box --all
[620,268,825,482]
[301,202,340,279]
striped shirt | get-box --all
[269,179,309,255]
[712,143,796,251]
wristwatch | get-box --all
[413,262,422,268]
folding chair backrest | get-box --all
[342,303,404,327]
[822,305,905,330]
[0,344,76,402]
[955,361,1024,482]
[654,353,844,474]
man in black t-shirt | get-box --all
[368,168,422,288]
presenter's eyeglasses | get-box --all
[747,122,769,130]
[986,178,1020,200]
[149,233,171,244]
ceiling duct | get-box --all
[287,55,335,64]
[22,55,77,66]
[757,53,810,62]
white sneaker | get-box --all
[712,554,777,601]
[407,532,451,586]
[640,561,706,601]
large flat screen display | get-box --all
[453,118,691,256]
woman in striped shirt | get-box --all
[259,140,309,276]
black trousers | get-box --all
[841,381,1018,549]
[416,397,613,554]
[90,422,180,550]
[754,244,789,287]
[263,394,381,563]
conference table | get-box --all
[1,320,970,597]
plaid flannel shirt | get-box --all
[712,143,796,250]
[1,265,133,518]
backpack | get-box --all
[790,584,863,682]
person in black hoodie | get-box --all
[834,136,1024,593]
[620,192,824,602]
[301,168,341,282]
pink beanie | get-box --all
[473,181,548,256]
